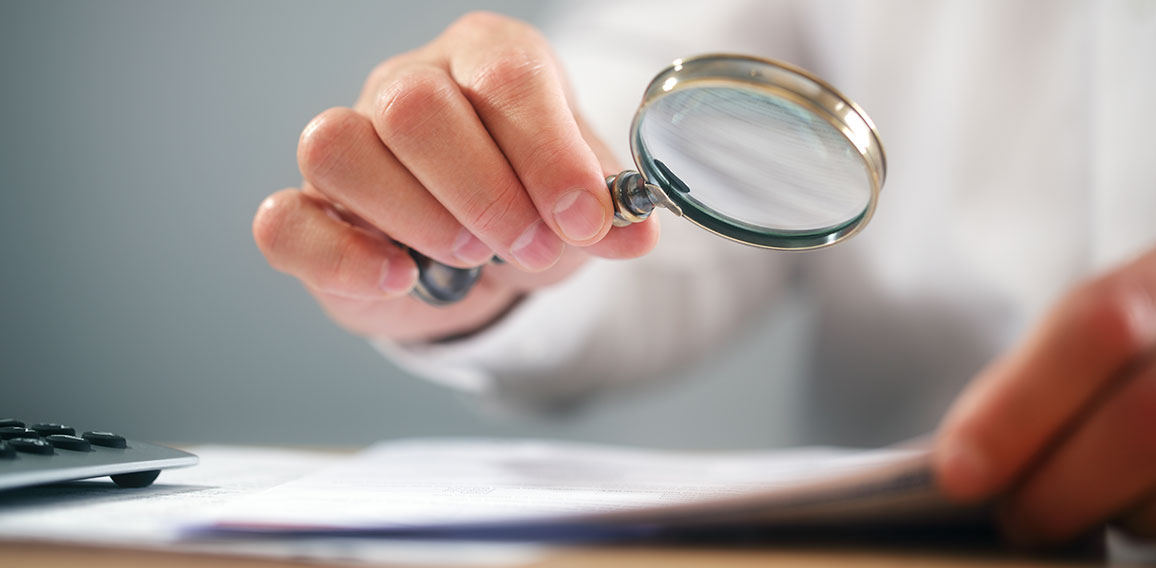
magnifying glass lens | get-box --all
[637,87,871,234]
[630,56,885,250]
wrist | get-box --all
[387,282,526,344]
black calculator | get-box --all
[0,418,198,491]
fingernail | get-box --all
[552,189,606,243]
[378,258,416,295]
[511,220,564,271]
[453,228,494,266]
[938,439,991,500]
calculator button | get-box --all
[29,423,75,436]
[0,441,14,458]
[0,427,38,440]
[10,438,54,455]
[0,419,24,428]
[82,431,127,449]
[46,434,91,452]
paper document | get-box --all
[204,438,973,535]
[0,445,544,566]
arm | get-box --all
[254,6,804,409]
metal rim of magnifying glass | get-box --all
[629,53,888,251]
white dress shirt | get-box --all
[377,0,1156,446]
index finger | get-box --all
[435,13,613,248]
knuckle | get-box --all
[366,54,410,88]
[374,66,456,144]
[520,136,578,186]
[325,230,369,291]
[361,60,399,104]
[367,60,396,87]
[252,190,303,268]
[460,181,523,237]
[361,52,420,104]
[1066,273,1156,356]
[297,107,367,182]
[467,48,549,110]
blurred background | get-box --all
[0,0,805,449]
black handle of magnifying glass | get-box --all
[408,171,678,306]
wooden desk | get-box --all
[0,539,1105,567]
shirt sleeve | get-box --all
[374,217,792,413]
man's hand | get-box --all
[252,12,658,342]
[936,247,1156,546]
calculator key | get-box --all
[46,434,91,452]
[82,431,127,449]
[0,419,24,428]
[0,427,38,440]
[29,423,75,436]
[10,438,54,455]
[0,441,14,458]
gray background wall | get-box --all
[0,0,802,449]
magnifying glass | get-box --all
[410,53,886,306]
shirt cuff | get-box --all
[370,258,617,405]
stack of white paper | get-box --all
[0,445,546,566]
[200,438,972,536]
[11,440,1156,565]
